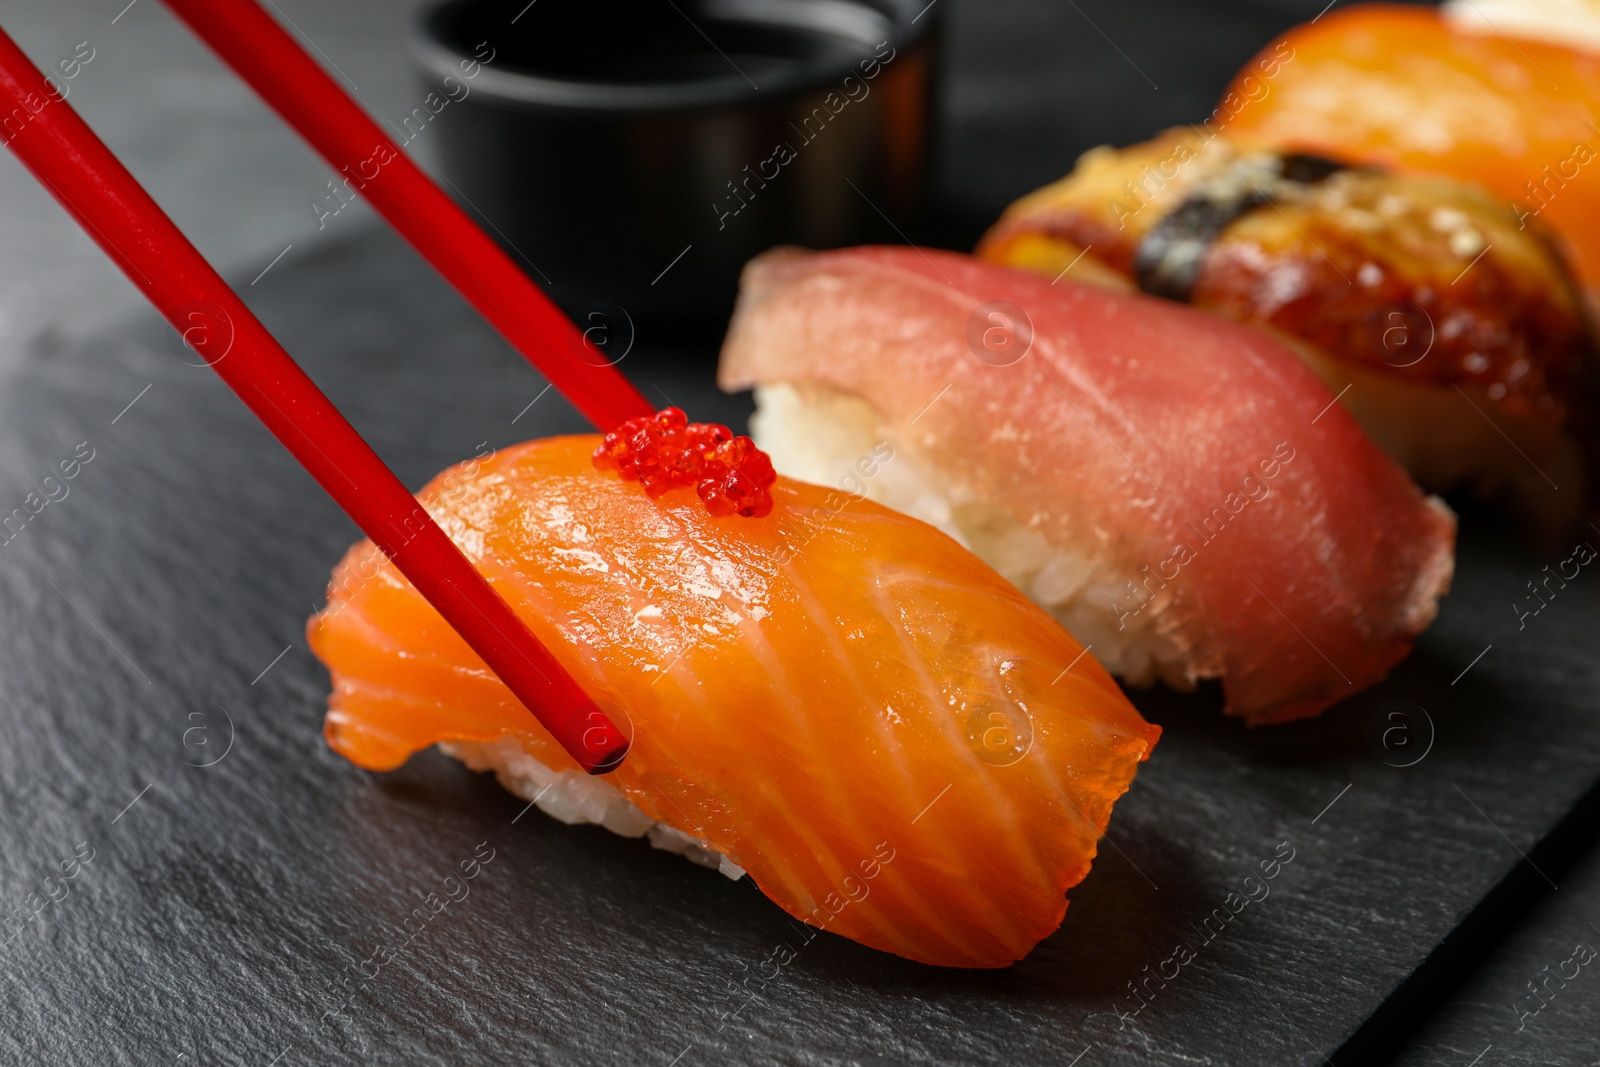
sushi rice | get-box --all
[444,737,748,880]
[749,382,1194,693]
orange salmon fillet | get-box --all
[308,435,1159,968]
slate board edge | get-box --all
[1336,773,1600,1062]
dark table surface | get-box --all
[0,1,1596,1065]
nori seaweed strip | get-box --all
[1133,153,1348,302]
[1279,153,1346,184]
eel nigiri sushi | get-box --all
[977,128,1598,532]
[1221,5,1600,314]
[308,428,1160,968]
[719,247,1457,725]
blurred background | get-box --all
[0,0,1372,354]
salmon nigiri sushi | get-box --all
[308,428,1160,968]
[719,247,1457,726]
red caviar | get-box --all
[592,407,776,518]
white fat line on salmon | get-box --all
[842,575,949,687]
[314,441,498,627]
[0,440,96,550]
[710,841,898,1033]
[1091,840,1297,1034]
[774,440,895,564]
[1514,541,1596,631]
[1104,40,1295,231]
[314,841,498,1034]
[711,41,898,232]
[1112,441,1296,631]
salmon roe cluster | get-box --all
[592,407,776,518]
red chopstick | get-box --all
[160,0,654,432]
[0,26,628,775]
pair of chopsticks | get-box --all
[0,1,652,774]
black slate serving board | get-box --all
[0,226,1595,1066]
[1394,825,1600,1066]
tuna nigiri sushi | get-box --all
[977,129,1598,533]
[719,247,1456,725]
[308,430,1160,968]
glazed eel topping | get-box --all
[978,127,1596,434]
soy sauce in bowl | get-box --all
[413,0,938,339]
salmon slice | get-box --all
[718,247,1457,725]
[308,435,1159,968]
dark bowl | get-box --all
[411,0,940,344]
